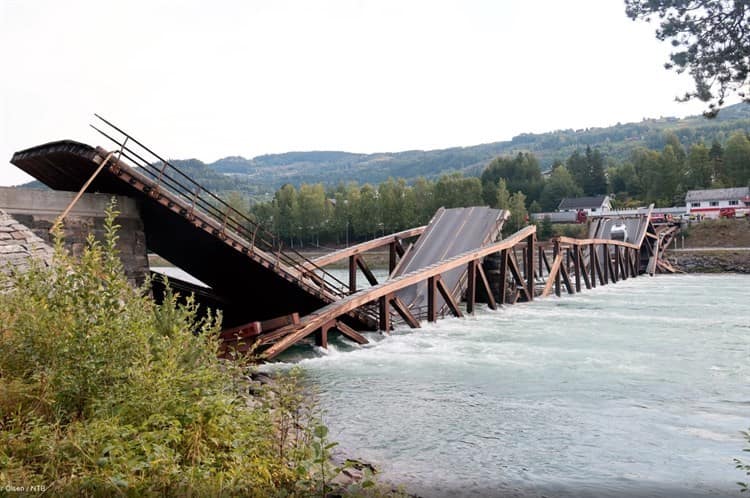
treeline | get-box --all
[237,131,750,247]
[247,175,529,247]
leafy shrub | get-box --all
[0,203,324,496]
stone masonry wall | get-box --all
[0,209,55,286]
[0,188,148,285]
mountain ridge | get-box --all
[196,103,750,189]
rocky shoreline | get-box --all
[665,250,750,274]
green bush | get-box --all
[0,203,323,497]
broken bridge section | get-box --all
[392,206,508,318]
[10,120,374,329]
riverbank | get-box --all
[665,248,750,273]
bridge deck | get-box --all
[393,206,507,316]
[11,139,372,328]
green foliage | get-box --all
[0,202,334,496]
[481,152,543,205]
[724,132,750,186]
[506,192,528,234]
[538,215,554,240]
[625,0,750,115]
[540,166,582,211]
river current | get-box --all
[270,274,749,497]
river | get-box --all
[270,273,750,497]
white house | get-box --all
[557,195,612,215]
[685,187,750,219]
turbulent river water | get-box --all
[269,274,749,497]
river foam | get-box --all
[270,274,750,497]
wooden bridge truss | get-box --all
[9,116,681,363]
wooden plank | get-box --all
[573,246,581,292]
[437,275,463,318]
[541,253,563,298]
[259,312,300,332]
[476,263,497,310]
[389,241,398,274]
[219,321,262,341]
[334,320,369,344]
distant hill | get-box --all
[17,103,750,196]
[203,103,750,190]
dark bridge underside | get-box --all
[11,140,327,326]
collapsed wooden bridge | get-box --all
[10,117,680,361]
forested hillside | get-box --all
[200,103,750,191]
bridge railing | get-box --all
[90,115,352,299]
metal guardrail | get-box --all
[89,114,352,300]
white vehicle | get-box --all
[610,223,628,242]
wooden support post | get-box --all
[52,151,115,230]
[541,253,563,298]
[436,277,463,318]
[498,249,508,305]
[378,294,391,331]
[349,255,357,293]
[618,246,628,280]
[630,248,638,277]
[316,321,333,348]
[573,246,581,292]
[389,241,398,274]
[391,296,421,328]
[476,263,498,310]
[614,246,622,281]
[559,258,575,295]
[526,233,535,301]
[579,246,591,290]
[427,276,438,322]
[508,252,531,301]
[589,244,597,288]
[356,255,379,286]
[537,245,544,278]
[467,260,477,314]
[334,321,369,344]
[540,247,552,274]
[554,240,561,297]
[602,244,609,284]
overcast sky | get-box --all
[1,0,714,186]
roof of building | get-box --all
[685,187,750,202]
[557,195,609,210]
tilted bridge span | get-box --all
[10,117,680,361]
